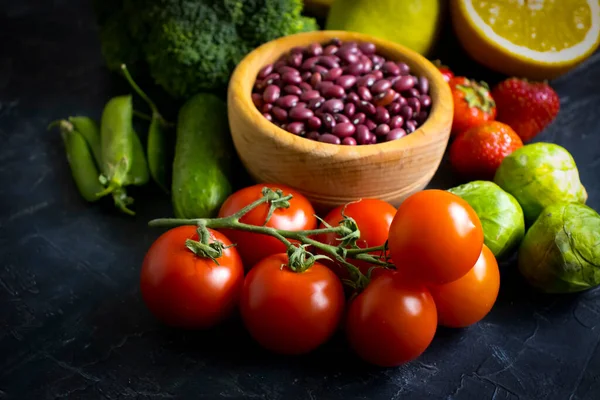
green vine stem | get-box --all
[149,188,394,289]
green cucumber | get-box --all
[172,93,233,218]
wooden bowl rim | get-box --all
[228,30,453,161]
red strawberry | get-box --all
[491,78,560,142]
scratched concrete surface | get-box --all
[1,1,600,399]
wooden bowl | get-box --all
[227,31,453,211]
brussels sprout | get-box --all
[448,181,525,258]
[518,203,600,293]
[494,143,587,224]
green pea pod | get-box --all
[121,64,169,192]
[99,94,134,193]
[68,116,102,166]
[126,128,150,186]
[57,120,104,202]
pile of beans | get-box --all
[251,38,432,145]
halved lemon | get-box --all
[451,0,600,79]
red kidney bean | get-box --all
[301,57,320,70]
[372,70,384,80]
[308,97,325,110]
[358,101,376,115]
[289,106,314,120]
[278,66,300,75]
[323,84,345,99]
[386,128,406,141]
[400,106,413,120]
[397,62,411,75]
[371,55,385,69]
[297,102,307,108]
[407,97,421,115]
[389,115,404,129]
[258,64,274,79]
[357,86,372,101]
[334,114,350,124]
[340,41,358,51]
[347,92,361,104]
[420,95,432,108]
[307,131,321,141]
[290,46,304,55]
[301,71,312,82]
[361,56,373,73]
[405,120,417,133]
[375,106,390,124]
[274,60,287,69]
[263,85,281,103]
[356,125,372,145]
[288,53,303,68]
[321,99,344,113]
[323,45,338,55]
[324,67,343,81]
[375,124,390,136]
[307,43,323,57]
[301,90,320,101]
[316,81,334,91]
[345,62,364,76]
[322,113,336,130]
[287,121,305,135]
[319,133,341,145]
[282,72,302,85]
[342,137,357,145]
[276,95,299,109]
[333,122,356,138]
[418,77,429,94]
[383,61,400,76]
[344,103,356,117]
[352,112,366,125]
[356,74,376,87]
[263,73,280,84]
[261,103,273,113]
[417,111,429,124]
[252,93,263,108]
[318,56,339,69]
[272,106,288,121]
[284,85,302,96]
[337,75,357,89]
[387,102,401,114]
[263,113,273,122]
[393,75,415,92]
[312,65,329,75]
[405,88,420,98]
[373,89,396,107]
[299,82,313,92]
[397,96,408,107]
[310,72,322,87]
[371,79,392,94]
[393,91,401,102]
[307,116,322,130]
[365,119,377,131]
[338,50,359,64]
[359,42,376,55]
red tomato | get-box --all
[388,190,484,284]
[429,245,500,328]
[345,271,438,367]
[140,226,244,329]
[317,199,396,279]
[218,184,317,269]
[240,253,345,355]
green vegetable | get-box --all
[99,94,136,215]
[121,64,169,192]
[172,93,233,218]
[126,129,150,186]
[68,116,103,166]
[92,0,318,99]
[55,120,104,202]
[448,181,525,258]
[494,142,587,224]
[518,203,600,293]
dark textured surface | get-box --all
[1,1,600,399]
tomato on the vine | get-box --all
[317,198,396,279]
[218,184,317,269]
[345,270,437,367]
[240,253,345,355]
[140,226,244,329]
[429,244,500,328]
[388,190,484,284]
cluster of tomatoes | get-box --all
[140,184,500,367]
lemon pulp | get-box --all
[464,0,600,61]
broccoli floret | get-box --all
[94,0,318,99]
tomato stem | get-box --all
[149,187,394,287]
